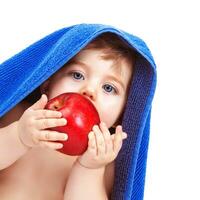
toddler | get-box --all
[0,32,135,200]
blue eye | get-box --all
[72,72,84,80]
[103,84,117,94]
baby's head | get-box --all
[40,33,136,128]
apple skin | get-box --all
[45,92,100,156]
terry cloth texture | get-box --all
[0,23,157,200]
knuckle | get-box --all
[31,132,38,143]
[27,118,34,127]
[48,110,55,117]
[24,108,31,115]
[42,110,47,118]
[97,137,104,144]
[44,120,50,127]
[88,147,95,154]
[90,141,96,149]
[48,131,54,139]
[25,109,34,118]
[105,137,111,143]
[98,142,105,148]
[93,156,99,161]
[99,155,106,161]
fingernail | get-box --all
[93,125,97,130]
[58,112,62,117]
[88,132,93,139]
[122,132,127,139]
[58,144,63,148]
[63,118,67,124]
[63,134,68,140]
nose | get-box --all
[80,86,96,101]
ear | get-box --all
[40,79,51,97]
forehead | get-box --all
[69,49,133,77]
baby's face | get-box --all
[45,49,133,128]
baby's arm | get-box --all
[0,94,68,170]
[64,122,127,200]
[0,121,29,170]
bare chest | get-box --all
[0,147,77,200]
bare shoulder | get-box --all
[104,161,115,197]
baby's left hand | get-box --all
[77,122,127,169]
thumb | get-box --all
[121,132,128,140]
[30,94,48,110]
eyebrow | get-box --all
[105,75,125,90]
[70,60,126,90]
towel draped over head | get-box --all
[0,23,157,200]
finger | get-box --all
[36,118,67,130]
[110,125,122,141]
[113,126,123,155]
[38,130,68,141]
[29,94,48,111]
[93,125,106,155]
[122,132,128,140]
[87,131,97,154]
[34,109,62,120]
[39,141,63,150]
[99,122,113,154]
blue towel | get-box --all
[0,23,157,200]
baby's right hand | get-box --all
[17,94,68,150]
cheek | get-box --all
[48,77,79,99]
[98,97,125,128]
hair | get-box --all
[69,32,136,73]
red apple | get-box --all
[45,92,100,155]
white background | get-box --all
[0,1,200,199]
